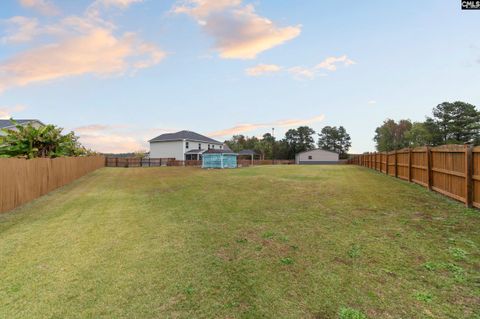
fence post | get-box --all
[465,144,473,208]
[115,157,118,168]
[426,146,432,190]
[394,150,398,178]
[384,152,387,174]
[408,148,412,182]
[126,158,129,168]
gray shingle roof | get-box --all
[149,130,222,144]
[203,149,237,155]
[238,149,258,155]
[0,119,43,129]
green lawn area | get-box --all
[0,166,479,318]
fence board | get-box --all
[0,156,104,213]
[473,147,480,208]
[348,144,478,208]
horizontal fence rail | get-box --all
[0,156,105,213]
[347,145,479,208]
[105,157,295,168]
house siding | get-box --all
[295,149,339,164]
[150,140,185,160]
[149,139,224,160]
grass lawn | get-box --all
[0,165,479,318]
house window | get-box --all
[308,156,313,160]
[185,141,189,149]
[208,144,211,149]
[220,145,223,149]
[198,143,201,150]
[212,145,214,149]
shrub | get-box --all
[0,119,88,158]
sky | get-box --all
[0,0,479,153]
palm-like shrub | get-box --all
[0,120,88,158]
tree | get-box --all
[374,119,412,151]
[253,133,275,160]
[225,135,259,152]
[0,120,87,158]
[431,101,480,144]
[283,126,316,159]
[317,126,351,159]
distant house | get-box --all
[202,149,238,169]
[0,119,44,136]
[149,130,226,160]
[295,149,339,164]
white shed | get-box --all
[295,149,339,164]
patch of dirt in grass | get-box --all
[215,228,299,263]
[332,256,353,266]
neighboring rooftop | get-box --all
[0,119,44,129]
[203,149,237,154]
[238,149,258,156]
[149,130,222,144]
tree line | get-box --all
[225,125,352,160]
[374,101,480,152]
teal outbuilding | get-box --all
[202,149,237,168]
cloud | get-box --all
[72,124,179,153]
[174,0,301,59]
[0,28,165,92]
[19,0,60,16]
[287,66,319,80]
[0,105,26,119]
[315,55,355,71]
[1,16,39,44]
[207,114,325,137]
[245,64,281,76]
[86,0,143,19]
[79,133,145,153]
[96,0,143,8]
[73,124,143,153]
[246,55,355,80]
[368,100,377,105]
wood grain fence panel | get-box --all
[430,145,467,203]
[387,152,395,176]
[411,147,428,187]
[473,147,480,208]
[396,149,409,180]
[0,156,104,213]
[380,152,387,173]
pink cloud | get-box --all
[19,0,60,16]
[0,105,26,119]
[174,0,301,59]
[0,28,165,92]
[207,114,325,138]
[245,64,281,76]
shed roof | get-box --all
[185,149,206,154]
[149,130,222,144]
[295,148,339,156]
[203,149,237,155]
[238,149,257,155]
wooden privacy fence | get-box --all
[106,157,295,168]
[0,156,105,213]
[347,145,480,208]
[105,157,184,167]
[237,159,295,167]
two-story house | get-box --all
[149,130,227,160]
